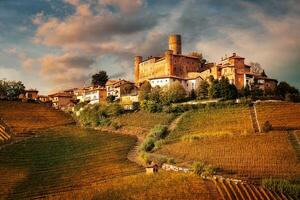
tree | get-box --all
[120,83,135,95]
[162,81,186,104]
[196,80,209,99]
[276,81,299,98]
[0,80,8,98]
[250,62,263,75]
[138,81,152,101]
[106,95,115,103]
[92,70,108,87]
[6,81,25,100]
[239,85,251,97]
[148,86,162,103]
[208,79,221,98]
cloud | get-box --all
[100,0,144,14]
[39,53,95,86]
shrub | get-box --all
[262,121,272,133]
[262,178,300,199]
[203,165,217,176]
[154,140,165,150]
[167,157,176,164]
[140,137,156,152]
[149,125,168,140]
[74,101,88,111]
[106,103,124,116]
[106,95,116,103]
[192,162,205,176]
[132,102,140,111]
[141,100,163,113]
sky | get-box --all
[0,0,299,95]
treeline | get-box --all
[0,79,25,100]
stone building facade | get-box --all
[134,34,277,92]
[134,34,202,85]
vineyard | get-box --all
[168,106,253,140]
[212,177,292,200]
[43,172,222,200]
[0,126,143,199]
[0,101,74,134]
[255,102,300,130]
[111,111,176,136]
[159,132,300,181]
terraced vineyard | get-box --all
[0,101,74,134]
[0,126,144,199]
[168,106,253,140]
[159,132,300,181]
[0,123,11,143]
[213,177,292,200]
[255,102,300,130]
[46,172,222,200]
[111,111,176,136]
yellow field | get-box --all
[255,102,300,129]
[168,106,253,140]
[0,101,74,134]
[45,172,221,200]
[159,132,300,181]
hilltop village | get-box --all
[13,34,281,109]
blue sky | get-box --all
[0,0,299,94]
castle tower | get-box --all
[134,56,142,83]
[165,50,174,76]
[168,34,182,55]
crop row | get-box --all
[213,177,291,200]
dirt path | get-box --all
[249,104,260,133]
[168,113,185,132]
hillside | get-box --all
[0,101,74,134]
[154,103,300,183]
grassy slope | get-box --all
[0,126,143,199]
[0,101,74,134]
[168,106,253,140]
[256,102,300,129]
[111,111,175,136]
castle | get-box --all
[134,34,277,92]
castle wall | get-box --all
[173,56,200,77]
[138,58,170,83]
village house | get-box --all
[106,79,137,100]
[19,89,39,101]
[48,92,74,109]
[83,87,107,104]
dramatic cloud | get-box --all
[39,53,95,87]
[100,0,144,13]
[1,0,299,93]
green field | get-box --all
[111,111,176,136]
[167,106,253,140]
[0,126,143,199]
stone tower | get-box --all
[165,50,174,76]
[134,56,142,83]
[168,34,182,55]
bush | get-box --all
[262,121,272,132]
[149,125,168,140]
[262,178,300,199]
[192,162,205,176]
[141,100,163,113]
[106,103,124,116]
[140,137,155,152]
[132,102,140,111]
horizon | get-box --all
[0,0,300,95]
